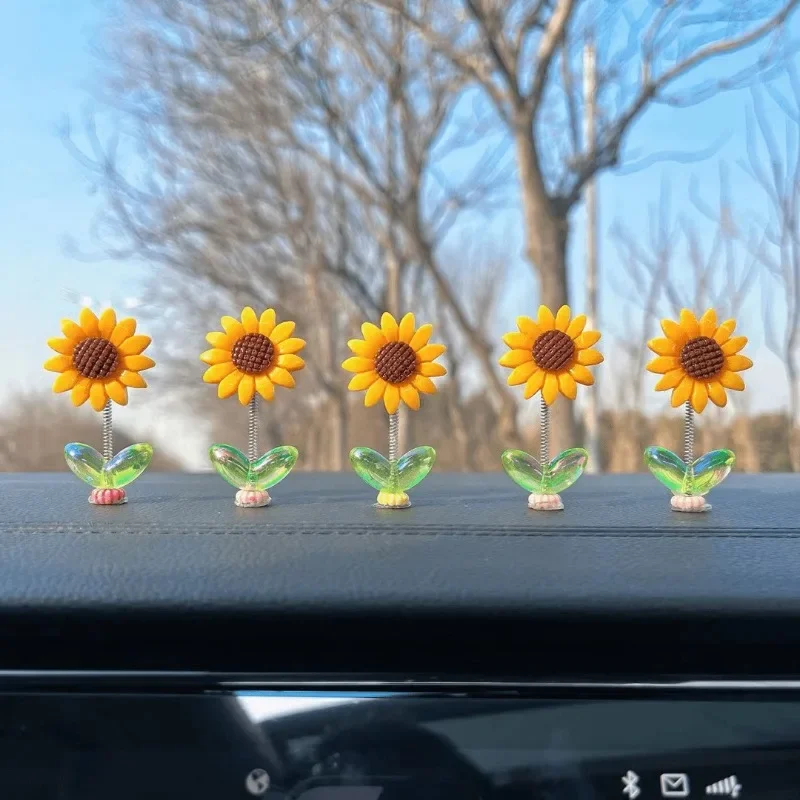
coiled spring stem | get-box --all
[388,411,399,463]
[248,395,259,461]
[102,401,113,462]
[683,401,694,465]
[540,398,550,466]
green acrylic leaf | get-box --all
[209,444,298,490]
[644,446,735,496]
[501,448,588,494]
[687,449,735,494]
[643,446,689,494]
[64,442,153,488]
[350,446,436,492]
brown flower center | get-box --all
[72,337,120,379]
[375,341,417,384]
[532,330,575,371]
[231,333,275,375]
[680,335,724,379]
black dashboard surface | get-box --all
[0,472,798,676]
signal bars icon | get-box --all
[706,776,742,798]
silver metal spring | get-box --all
[248,395,259,461]
[388,411,399,463]
[102,400,113,462]
[683,401,694,465]
[540,398,550,465]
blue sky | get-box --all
[0,0,794,455]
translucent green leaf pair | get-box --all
[209,444,298,490]
[644,446,735,495]
[64,443,154,489]
[350,446,435,493]
[501,448,588,494]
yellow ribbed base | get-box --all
[376,490,410,509]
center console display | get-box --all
[0,687,797,799]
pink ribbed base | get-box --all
[89,488,127,505]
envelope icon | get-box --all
[661,774,690,798]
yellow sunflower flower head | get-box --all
[342,312,447,414]
[499,305,603,405]
[201,307,306,405]
[646,308,752,413]
[44,307,155,412]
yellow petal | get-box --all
[117,335,151,356]
[574,330,601,349]
[80,307,100,337]
[537,305,555,331]
[726,354,753,371]
[558,371,577,400]
[383,384,400,414]
[256,375,275,401]
[238,374,255,405]
[517,316,541,338]
[570,364,594,386]
[719,370,745,390]
[721,336,747,356]
[400,383,420,410]
[699,308,717,337]
[381,312,399,342]
[412,374,437,394]
[241,307,259,333]
[679,309,700,338]
[53,370,79,393]
[342,357,375,373]
[576,349,603,366]
[671,375,694,407]
[555,305,572,332]
[276,354,305,371]
[362,321,387,346]
[420,362,447,378]
[270,320,295,344]
[89,381,107,411]
[123,355,155,371]
[398,313,416,343]
[648,337,678,356]
[61,319,85,341]
[408,323,432,351]
[542,372,559,405]
[707,381,728,407]
[218,370,242,398]
[200,349,232,366]
[44,355,72,372]
[71,377,91,407]
[259,309,276,336]
[348,371,379,391]
[524,369,545,399]
[646,356,679,374]
[119,371,147,388]
[691,381,708,413]
[269,366,295,388]
[206,331,233,350]
[348,339,379,358]
[111,318,137,346]
[277,338,306,355]
[507,361,537,386]
[47,337,75,355]
[106,380,128,406]
[655,368,684,391]
[98,308,117,338]
[713,319,736,344]
[503,331,534,350]
[565,314,587,339]
[417,343,446,362]
[499,349,533,368]
[203,362,236,383]
[661,318,688,346]
[221,316,246,338]
[365,378,386,407]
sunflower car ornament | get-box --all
[343,312,447,509]
[499,305,603,511]
[201,307,305,508]
[644,308,752,512]
[44,307,156,505]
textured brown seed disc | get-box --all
[532,330,575,371]
[375,341,417,384]
[680,335,724,379]
[72,337,120,379]
[231,333,275,375]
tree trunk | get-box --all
[514,124,578,453]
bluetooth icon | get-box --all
[623,771,642,799]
